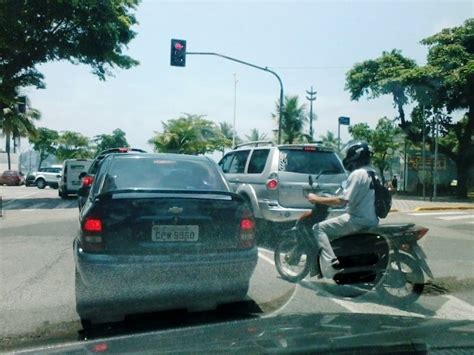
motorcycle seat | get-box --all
[366,223,415,234]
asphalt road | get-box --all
[1,186,473,350]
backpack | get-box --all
[368,171,392,218]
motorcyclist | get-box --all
[307,142,379,278]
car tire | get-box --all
[36,178,46,189]
[59,189,69,199]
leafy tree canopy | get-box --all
[149,114,227,155]
[93,128,129,155]
[349,117,403,182]
[56,131,92,161]
[29,127,60,169]
[0,0,140,107]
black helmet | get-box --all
[342,141,372,171]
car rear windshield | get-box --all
[278,149,344,175]
[102,156,228,192]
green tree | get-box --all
[217,122,238,154]
[245,128,268,142]
[345,49,417,127]
[29,127,60,169]
[349,117,403,183]
[0,0,140,111]
[0,97,40,169]
[56,131,92,161]
[149,114,226,155]
[93,128,129,155]
[319,131,341,153]
[406,19,474,197]
[272,96,308,144]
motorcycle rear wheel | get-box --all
[274,236,310,283]
[378,253,424,306]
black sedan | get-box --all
[74,153,258,325]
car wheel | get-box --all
[36,178,46,189]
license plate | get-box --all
[151,225,199,242]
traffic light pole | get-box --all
[186,51,284,144]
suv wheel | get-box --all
[36,178,46,189]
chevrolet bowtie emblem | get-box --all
[168,206,183,214]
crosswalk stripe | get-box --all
[408,211,468,216]
[438,215,474,221]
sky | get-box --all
[23,0,473,155]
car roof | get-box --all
[96,147,146,157]
[107,152,211,162]
[231,142,335,153]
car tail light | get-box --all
[266,179,278,190]
[84,218,102,232]
[118,147,129,152]
[239,213,255,249]
[82,175,94,187]
[81,217,104,252]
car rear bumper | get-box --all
[74,240,257,311]
[258,199,346,222]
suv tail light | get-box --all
[239,210,255,249]
[82,175,94,187]
[266,179,278,190]
[81,217,104,252]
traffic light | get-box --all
[170,39,186,67]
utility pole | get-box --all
[433,113,439,200]
[305,86,317,141]
[422,105,426,200]
[232,74,238,147]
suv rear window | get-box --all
[102,157,228,192]
[278,149,344,175]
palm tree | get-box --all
[149,114,225,155]
[0,99,40,170]
[245,128,268,142]
[319,131,340,152]
[272,95,307,144]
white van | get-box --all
[59,159,93,198]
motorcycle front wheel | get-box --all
[274,235,310,283]
[378,252,424,306]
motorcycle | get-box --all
[274,173,433,305]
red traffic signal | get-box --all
[170,39,186,67]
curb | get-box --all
[413,206,474,212]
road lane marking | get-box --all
[435,295,474,321]
[258,251,275,266]
[1,190,41,206]
[438,215,474,221]
[408,211,468,216]
[330,298,424,318]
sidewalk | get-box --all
[391,195,474,213]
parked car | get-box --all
[218,141,348,227]
[0,170,24,186]
[74,153,257,324]
[58,159,93,198]
[77,147,146,209]
[27,165,63,189]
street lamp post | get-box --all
[232,74,238,147]
[184,51,284,143]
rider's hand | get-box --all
[307,193,319,204]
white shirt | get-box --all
[341,166,379,226]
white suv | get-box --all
[31,165,63,189]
